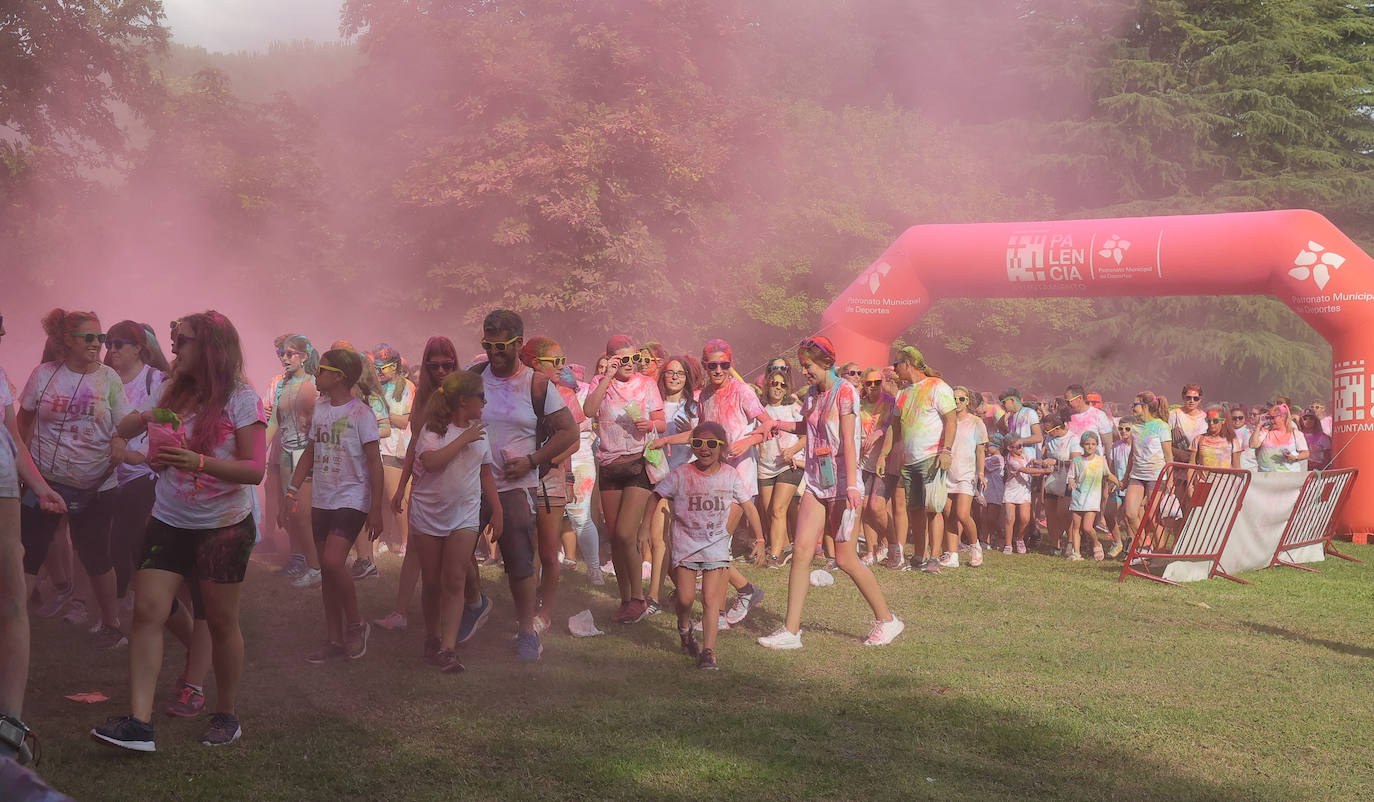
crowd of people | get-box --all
[0,304,1335,764]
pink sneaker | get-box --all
[1015,540,1027,555]
[969,544,983,567]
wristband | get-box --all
[847,485,862,492]
[287,484,299,494]
[196,454,206,473]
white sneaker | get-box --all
[863,614,905,646]
[291,568,322,588]
[875,545,889,563]
[969,543,983,568]
[937,552,959,569]
[757,627,803,650]
[692,615,731,632]
[600,561,617,577]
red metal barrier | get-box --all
[1269,468,1362,572]
[1118,463,1252,585]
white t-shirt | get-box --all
[20,362,132,490]
[591,373,664,463]
[116,364,165,486]
[1042,433,1073,496]
[757,402,801,479]
[152,383,267,530]
[482,366,568,493]
[1068,406,1114,455]
[309,397,381,512]
[1003,453,1033,504]
[1170,408,1209,449]
[1234,426,1258,471]
[655,461,753,566]
[378,380,415,460]
[700,378,768,495]
[409,423,493,534]
[0,366,17,499]
[896,377,956,464]
[1007,406,1041,460]
[858,394,896,474]
[1257,429,1308,473]
[801,379,862,500]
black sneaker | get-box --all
[199,713,241,747]
[92,625,128,650]
[679,629,699,658]
[306,641,346,665]
[91,716,156,752]
[697,648,719,670]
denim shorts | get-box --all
[678,559,730,571]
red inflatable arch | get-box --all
[822,210,1374,536]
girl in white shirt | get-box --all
[409,370,500,673]
[285,349,384,665]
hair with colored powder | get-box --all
[157,311,250,455]
[606,334,636,356]
[519,335,560,368]
[40,308,100,363]
[425,370,484,436]
[1079,430,1100,447]
[282,334,320,376]
[1135,391,1166,421]
[1182,383,1203,398]
[1204,404,1236,442]
[702,338,733,363]
[372,343,408,402]
[105,319,171,373]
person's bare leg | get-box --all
[439,531,479,650]
[600,487,629,601]
[0,500,28,718]
[647,500,669,603]
[611,488,653,602]
[701,567,727,652]
[781,494,826,633]
[834,524,893,622]
[291,483,319,570]
[128,570,181,721]
[199,580,245,714]
[411,534,443,641]
[535,505,564,627]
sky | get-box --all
[161,0,347,52]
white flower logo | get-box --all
[1098,235,1130,265]
[1288,241,1346,290]
[862,261,891,294]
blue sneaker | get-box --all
[515,631,542,662]
[456,594,491,644]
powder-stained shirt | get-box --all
[757,402,801,479]
[700,377,768,497]
[309,397,381,512]
[20,362,132,489]
[949,415,988,485]
[272,374,316,451]
[1008,406,1041,460]
[378,379,416,460]
[483,366,569,493]
[151,383,266,530]
[591,373,663,463]
[896,377,956,464]
[1068,406,1114,455]
[1191,433,1239,468]
[410,423,493,534]
[801,379,861,499]
[1069,453,1107,512]
[859,393,896,474]
[116,364,165,486]
[1129,418,1172,481]
[656,461,753,566]
[1257,429,1308,473]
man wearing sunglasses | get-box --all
[1063,383,1114,455]
[476,310,578,662]
[887,346,956,571]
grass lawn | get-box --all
[24,543,1374,801]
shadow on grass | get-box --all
[1241,620,1374,659]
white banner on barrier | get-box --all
[1163,472,1319,582]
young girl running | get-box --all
[758,336,903,650]
[656,422,763,670]
[93,311,267,751]
[1067,431,1119,561]
[409,371,501,673]
[584,336,665,624]
[19,309,133,650]
[286,349,384,663]
[944,386,987,567]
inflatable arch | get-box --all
[822,210,1373,535]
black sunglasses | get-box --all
[1184,394,1201,401]
[73,332,107,345]
[106,338,135,350]
[864,380,882,387]
[690,438,724,450]
[426,360,458,372]
[955,396,969,402]
[843,370,862,377]
[768,380,787,388]
[704,361,731,371]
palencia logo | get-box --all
[1006,231,1084,282]
[1288,240,1346,291]
[1098,235,1130,265]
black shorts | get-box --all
[481,488,537,578]
[598,457,651,491]
[139,515,255,585]
[311,507,368,545]
[759,467,803,488]
[20,486,116,576]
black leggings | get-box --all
[110,475,157,597]
[21,488,116,577]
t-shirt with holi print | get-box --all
[1129,418,1172,481]
[1191,433,1239,469]
[1068,406,1114,455]
[858,393,896,474]
[660,397,699,472]
[1007,406,1041,460]
[800,379,862,500]
[895,377,956,465]
[757,402,801,479]
[151,383,267,530]
[983,452,1006,504]
[1041,432,1073,496]
[655,461,753,567]
[308,397,381,513]
[0,366,17,498]
[272,374,316,451]
[949,415,988,485]
[115,364,165,486]
[378,379,415,460]
[1003,452,1033,505]
[410,424,493,534]
[590,372,663,464]
[1169,408,1208,449]
[1257,429,1308,473]
[20,362,132,490]
[482,366,569,493]
[1069,453,1108,512]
